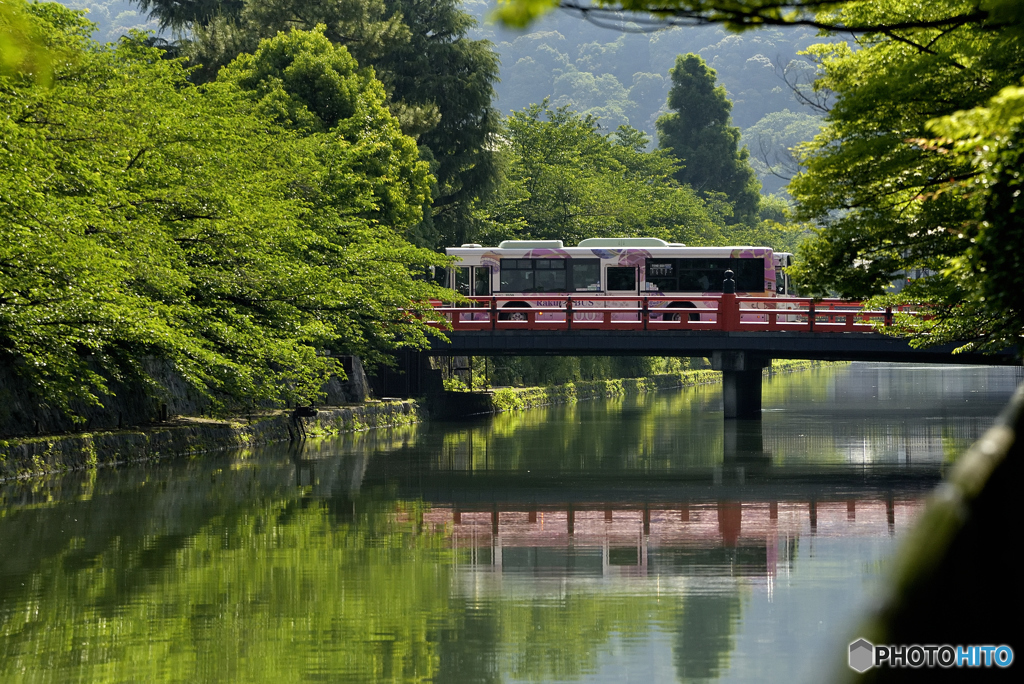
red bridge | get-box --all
[421,294,1018,419]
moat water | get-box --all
[1,363,1020,683]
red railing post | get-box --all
[721,293,739,331]
[491,297,497,330]
[885,306,893,327]
[808,301,816,332]
[566,296,573,331]
[642,297,649,330]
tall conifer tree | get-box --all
[656,53,760,224]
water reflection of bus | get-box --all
[442,237,784,320]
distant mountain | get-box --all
[464,2,825,194]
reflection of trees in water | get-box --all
[470,590,670,681]
[0,469,456,681]
[0,452,297,587]
[434,604,502,684]
[674,592,743,680]
[761,410,997,466]
[429,386,726,474]
[5,448,752,684]
[3,364,999,681]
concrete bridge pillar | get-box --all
[713,351,770,419]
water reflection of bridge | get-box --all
[286,412,942,586]
[417,498,923,579]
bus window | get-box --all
[455,267,471,295]
[646,258,765,292]
[534,259,566,291]
[499,258,567,292]
[678,258,730,291]
[646,259,677,291]
[607,266,637,292]
[729,258,764,291]
[570,259,601,291]
[499,259,532,292]
[474,266,491,296]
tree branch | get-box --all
[558,2,1000,36]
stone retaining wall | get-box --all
[489,369,722,412]
[486,360,836,413]
[0,401,422,481]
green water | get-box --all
[0,363,1019,683]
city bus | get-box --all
[441,237,783,321]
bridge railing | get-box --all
[431,295,905,333]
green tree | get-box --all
[217,26,431,232]
[1,0,52,81]
[785,0,1024,352]
[136,1,405,75]
[0,4,445,411]
[370,0,502,248]
[492,0,1018,34]
[656,53,762,224]
[872,84,1024,351]
[133,0,502,249]
[479,103,727,247]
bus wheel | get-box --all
[498,303,531,321]
[667,301,698,322]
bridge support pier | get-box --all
[713,351,770,419]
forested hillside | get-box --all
[59,1,822,196]
[463,1,823,194]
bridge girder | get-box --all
[430,330,1020,365]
